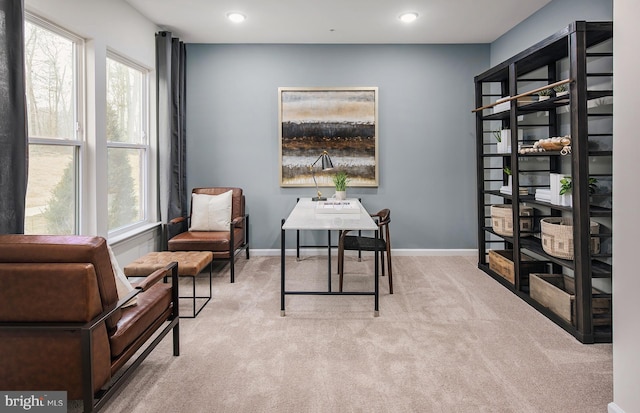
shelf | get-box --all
[483,228,613,278]
[481,90,613,121]
[475,21,613,344]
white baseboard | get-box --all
[608,402,625,413]
[250,248,478,257]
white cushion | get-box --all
[107,245,137,307]
[189,190,233,232]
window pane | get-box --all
[108,147,143,230]
[24,21,75,140]
[25,145,77,235]
[106,58,145,144]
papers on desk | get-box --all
[315,200,360,214]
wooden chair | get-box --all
[337,208,393,294]
[168,187,249,283]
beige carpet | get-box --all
[96,255,612,413]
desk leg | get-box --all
[374,229,379,317]
[281,219,286,317]
[327,230,332,292]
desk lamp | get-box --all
[309,150,334,201]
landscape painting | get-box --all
[279,87,378,187]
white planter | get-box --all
[559,193,572,207]
[334,191,346,200]
[497,129,523,154]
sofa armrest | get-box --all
[132,262,175,291]
[232,213,249,228]
[169,216,187,225]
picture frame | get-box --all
[278,87,379,187]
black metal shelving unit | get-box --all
[474,21,613,343]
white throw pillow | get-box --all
[189,190,233,231]
[107,245,137,307]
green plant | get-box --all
[332,171,349,191]
[559,176,572,195]
[538,88,553,97]
[559,176,598,195]
[553,84,568,94]
[493,129,501,142]
[503,166,512,176]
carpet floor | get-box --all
[93,254,612,413]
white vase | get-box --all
[334,191,346,200]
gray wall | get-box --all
[186,44,488,250]
[491,0,613,65]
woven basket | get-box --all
[540,217,600,260]
[491,204,534,237]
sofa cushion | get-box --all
[0,263,103,322]
[0,235,122,330]
[189,190,232,231]
[109,282,172,358]
[107,245,137,307]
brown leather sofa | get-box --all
[0,235,179,413]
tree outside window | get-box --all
[24,17,81,235]
[106,55,148,231]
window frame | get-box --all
[105,50,151,237]
[24,12,85,235]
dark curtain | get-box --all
[0,0,28,234]
[156,31,187,246]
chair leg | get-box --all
[230,255,235,283]
[245,215,250,259]
[387,246,393,294]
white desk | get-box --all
[280,198,380,316]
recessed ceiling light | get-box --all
[226,12,246,23]
[399,12,418,23]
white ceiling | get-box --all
[124,0,553,44]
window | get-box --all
[106,54,149,232]
[24,15,83,235]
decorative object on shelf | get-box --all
[553,84,569,97]
[533,135,572,154]
[490,204,534,237]
[279,87,379,187]
[492,96,511,113]
[499,166,513,194]
[537,88,553,101]
[554,176,598,207]
[530,273,610,327]
[540,217,600,260]
[495,129,523,153]
[487,249,547,285]
[309,151,334,201]
[331,171,349,200]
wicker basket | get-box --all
[491,204,534,237]
[540,217,600,260]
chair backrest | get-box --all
[375,209,390,227]
[373,209,391,244]
[0,235,122,330]
[191,187,245,223]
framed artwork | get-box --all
[278,87,379,187]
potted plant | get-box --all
[494,129,510,154]
[332,171,350,200]
[537,88,553,101]
[558,176,598,207]
[499,166,513,194]
[554,84,569,97]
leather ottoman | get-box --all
[125,251,213,317]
